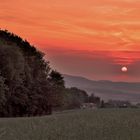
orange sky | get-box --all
[0,0,140,51]
[0,0,140,81]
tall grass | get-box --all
[0,109,140,140]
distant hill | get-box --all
[63,74,140,103]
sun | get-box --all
[121,66,128,72]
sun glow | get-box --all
[121,66,128,72]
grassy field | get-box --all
[0,109,140,140]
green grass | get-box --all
[0,109,140,140]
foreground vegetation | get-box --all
[0,29,101,117]
[0,109,140,140]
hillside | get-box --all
[0,30,92,117]
[63,74,140,103]
[0,30,66,117]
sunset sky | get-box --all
[0,0,140,81]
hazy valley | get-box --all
[64,74,140,103]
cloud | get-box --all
[0,0,140,52]
[44,49,140,81]
[0,0,140,81]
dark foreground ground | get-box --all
[0,109,140,140]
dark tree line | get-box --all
[0,30,65,117]
[0,29,102,117]
[63,87,88,109]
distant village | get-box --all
[81,99,140,109]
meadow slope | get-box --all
[0,109,140,140]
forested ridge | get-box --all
[0,30,97,117]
